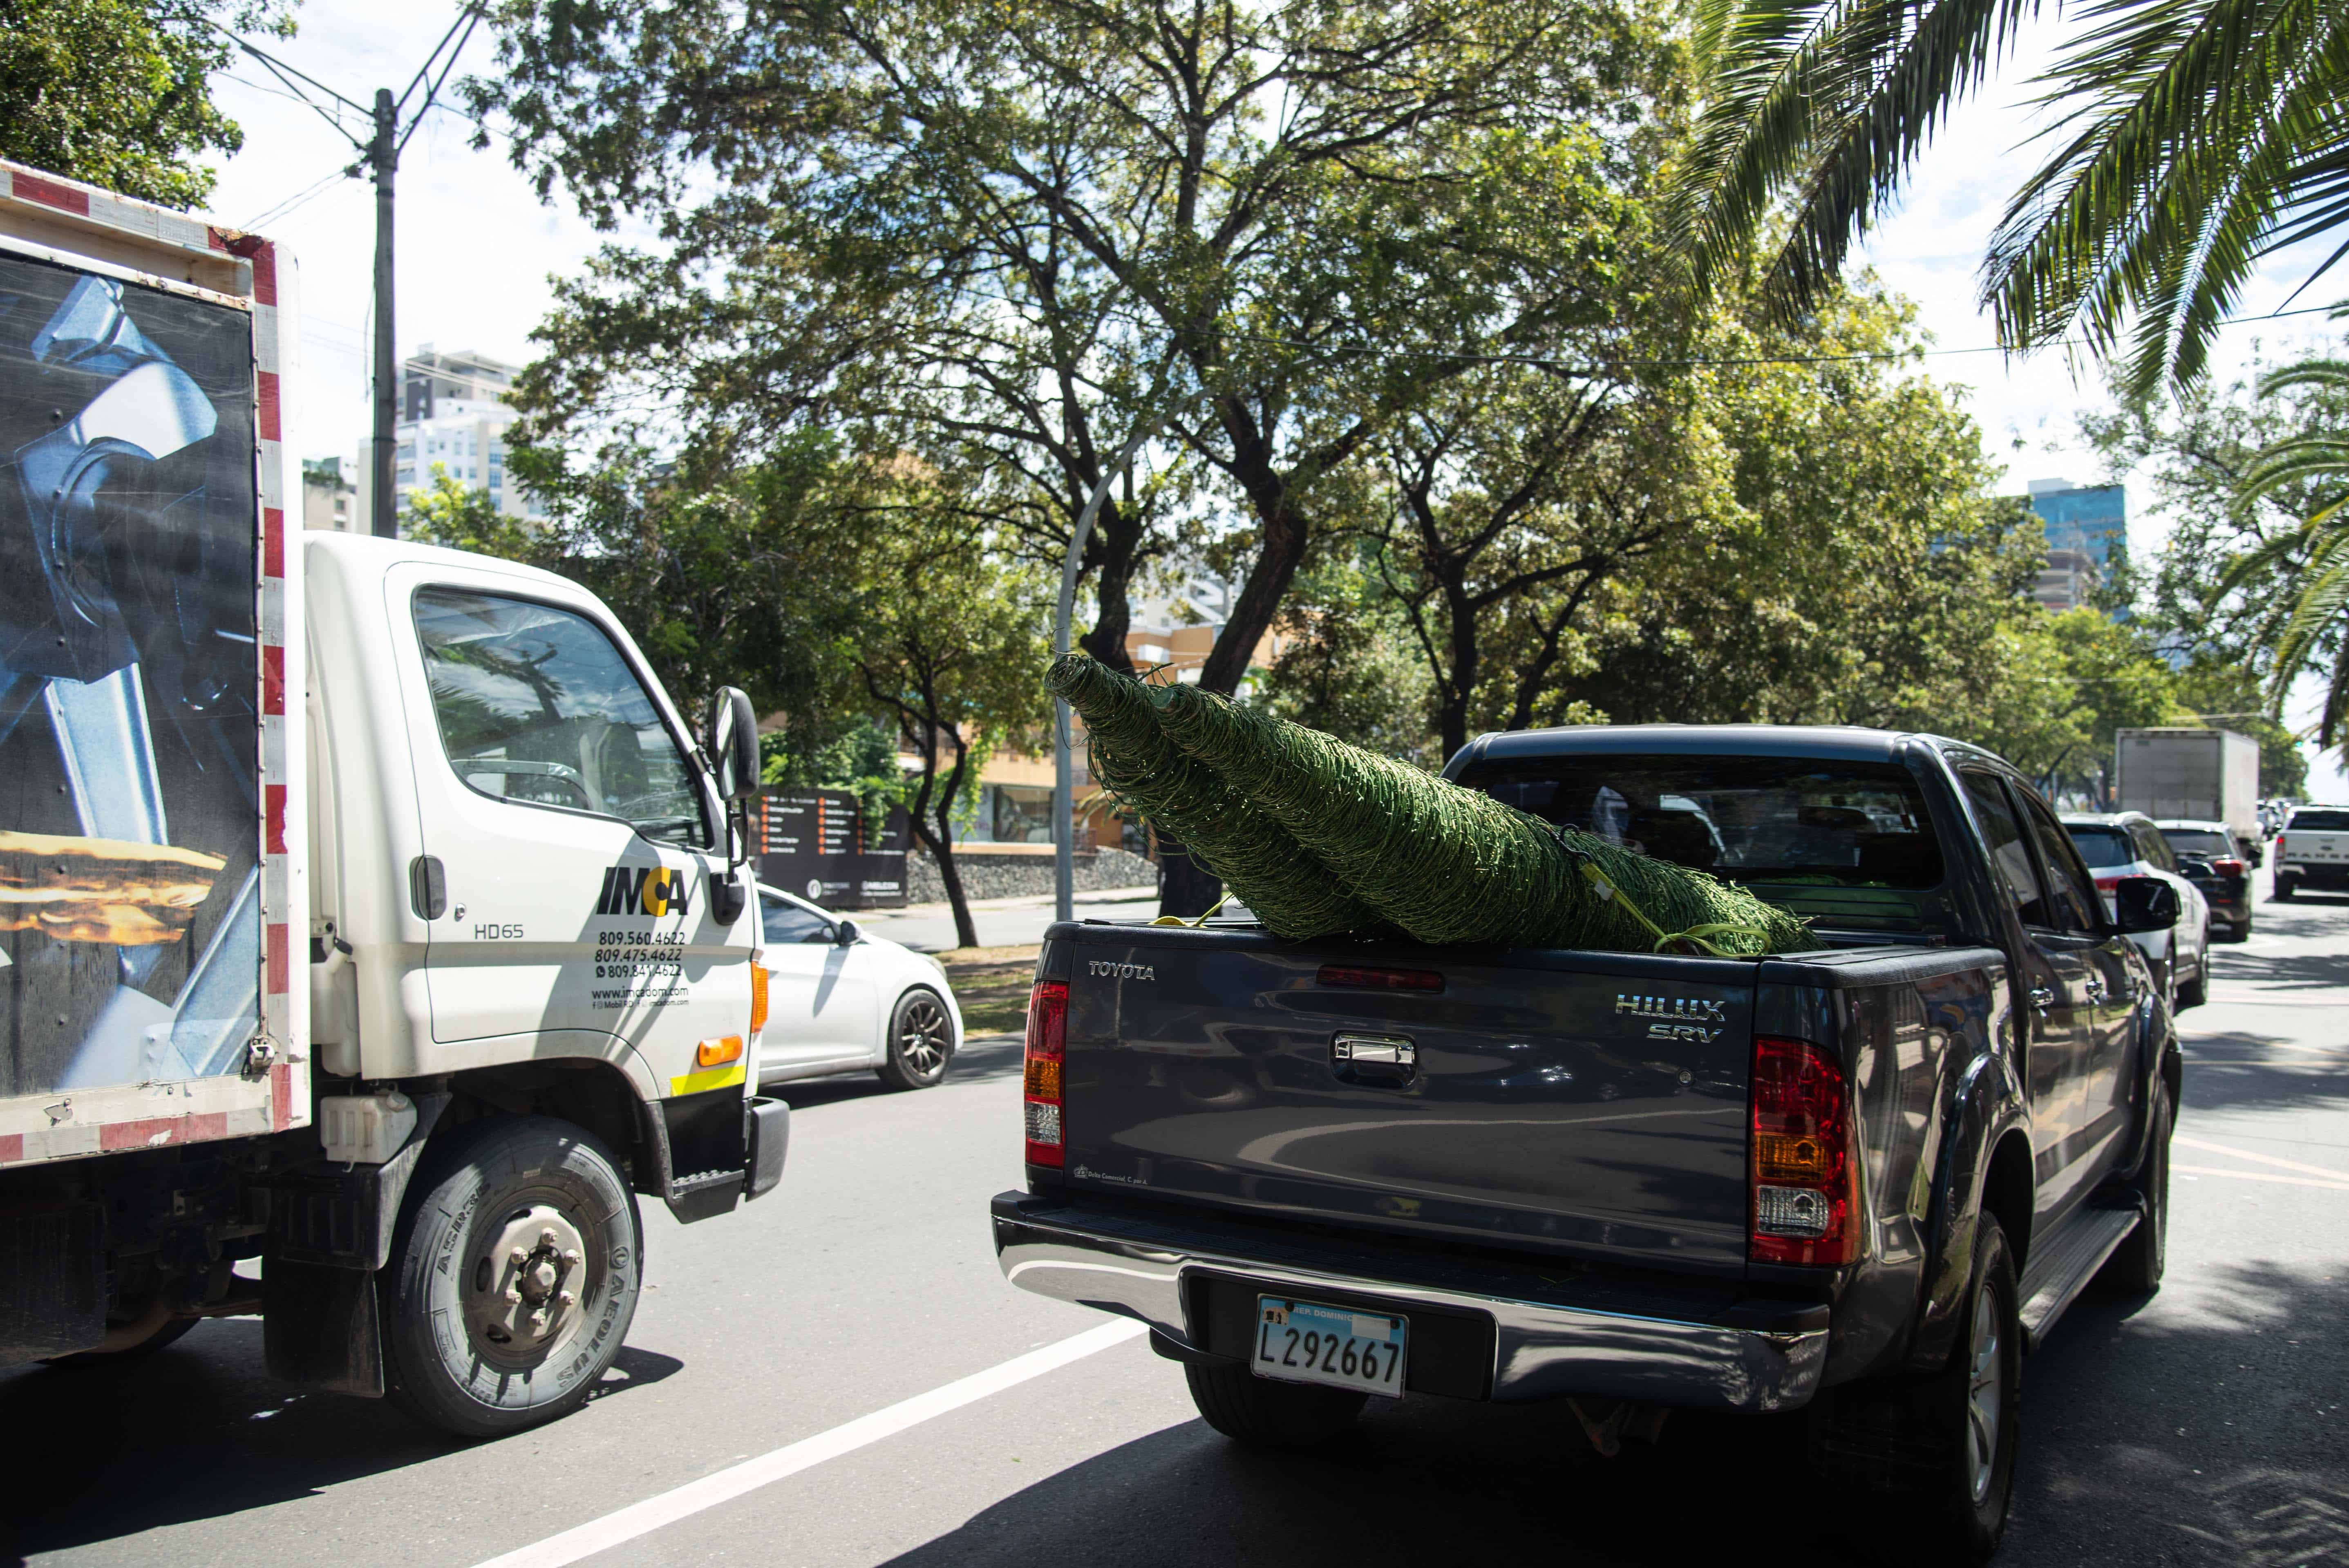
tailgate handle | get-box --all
[1333,1033,1416,1085]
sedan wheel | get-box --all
[877,987,955,1090]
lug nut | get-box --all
[557,1290,576,1307]
[504,1287,521,1302]
[539,1228,559,1246]
[509,1247,528,1265]
[561,1249,583,1267]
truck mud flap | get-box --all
[0,1201,106,1364]
[267,1092,449,1271]
[264,1259,383,1397]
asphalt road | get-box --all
[7,875,2345,1568]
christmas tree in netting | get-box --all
[1047,654,1384,939]
[1050,654,1816,955]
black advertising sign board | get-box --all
[754,790,909,909]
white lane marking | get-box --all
[2176,1134,2349,1183]
[470,1318,1147,1568]
[2175,1163,2349,1193]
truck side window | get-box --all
[2015,790,2099,933]
[412,587,708,846]
[1960,772,2049,928]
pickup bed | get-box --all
[995,724,2182,1559]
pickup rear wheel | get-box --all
[380,1115,643,1439]
[1184,1360,1365,1448]
[2101,1081,2171,1294]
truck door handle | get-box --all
[1333,1033,1416,1085]
[2027,985,2055,1012]
[410,855,447,920]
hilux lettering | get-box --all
[1614,993,1728,1023]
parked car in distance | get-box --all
[756,885,963,1090]
[2064,811,2214,1002]
[2152,820,2255,941]
[2273,805,2349,901]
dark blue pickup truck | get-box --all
[993,725,2182,1561]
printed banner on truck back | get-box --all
[0,254,262,1098]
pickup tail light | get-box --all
[1022,980,1068,1168]
[1750,1036,1855,1266]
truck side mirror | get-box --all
[706,686,760,803]
[2112,875,2179,934]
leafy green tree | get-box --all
[2225,356,2349,745]
[400,463,534,558]
[469,0,1670,697]
[2081,346,2349,754]
[1256,552,1441,767]
[834,461,1052,948]
[1972,608,2178,798]
[0,0,295,208]
[1674,0,2349,394]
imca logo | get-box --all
[595,865,693,918]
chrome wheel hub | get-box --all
[1965,1281,2002,1502]
[466,1204,588,1356]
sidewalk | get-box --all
[855,884,1160,953]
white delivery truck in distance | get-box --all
[0,160,787,1436]
[2113,727,2264,861]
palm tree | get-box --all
[2225,355,2349,743]
[1674,0,2349,396]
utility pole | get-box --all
[369,87,399,538]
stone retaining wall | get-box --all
[905,846,1159,904]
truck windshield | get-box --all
[1460,754,1943,888]
[2066,826,2135,868]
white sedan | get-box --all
[755,884,963,1090]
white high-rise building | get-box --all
[358,344,545,528]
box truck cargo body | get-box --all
[0,161,785,1436]
[2114,728,2262,845]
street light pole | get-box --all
[368,86,399,538]
[1053,416,1168,925]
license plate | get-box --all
[1252,1295,1407,1396]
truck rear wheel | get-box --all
[1183,1359,1366,1448]
[2101,1081,2171,1294]
[382,1115,643,1439]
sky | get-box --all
[198,2,2348,800]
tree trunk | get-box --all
[1155,830,1223,919]
[1077,495,1141,674]
[932,835,980,950]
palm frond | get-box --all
[1672,0,2037,316]
[1980,0,2349,394]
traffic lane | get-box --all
[4,1035,1102,1568]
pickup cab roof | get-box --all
[1446,722,1985,776]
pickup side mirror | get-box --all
[834,918,860,947]
[2113,875,2179,934]
[706,686,760,803]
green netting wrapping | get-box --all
[1047,654,1384,939]
[1155,683,1819,955]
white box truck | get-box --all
[0,161,787,1436]
[2113,727,2263,854]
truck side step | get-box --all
[2016,1201,2140,1350]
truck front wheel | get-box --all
[382,1115,644,1439]
[1183,1360,1365,1448]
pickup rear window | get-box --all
[2288,810,2349,831]
[1458,754,1944,888]
[2066,825,2135,868]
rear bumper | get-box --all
[991,1191,1830,1412]
[2278,863,2349,889]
